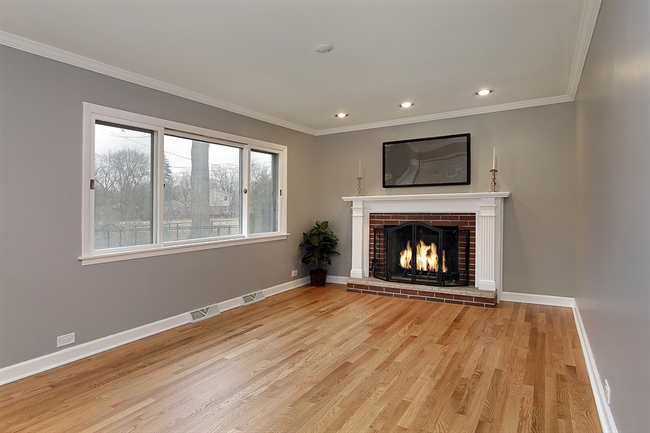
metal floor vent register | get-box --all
[242,291,265,305]
[189,304,220,322]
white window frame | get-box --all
[80,103,288,265]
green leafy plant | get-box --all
[300,220,340,270]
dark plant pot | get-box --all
[310,269,328,286]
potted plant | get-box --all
[300,220,340,286]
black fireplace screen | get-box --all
[373,221,469,287]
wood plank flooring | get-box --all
[0,284,601,432]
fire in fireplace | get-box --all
[399,239,448,274]
[373,221,470,287]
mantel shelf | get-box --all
[342,192,510,202]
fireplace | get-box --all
[373,219,472,287]
[342,193,509,297]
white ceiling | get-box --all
[0,1,601,136]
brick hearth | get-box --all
[346,277,497,308]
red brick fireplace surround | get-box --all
[368,212,476,286]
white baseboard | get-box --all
[501,291,576,307]
[0,313,189,386]
[572,303,618,433]
[500,291,617,430]
[264,277,311,297]
[216,296,244,313]
[0,278,310,386]
[326,275,349,284]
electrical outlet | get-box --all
[57,332,75,347]
[291,270,298,277]
[605,379,611,405]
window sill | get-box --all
[79,233,290,266]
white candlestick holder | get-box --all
[489,169,498,192]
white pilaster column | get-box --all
[476,196,503,292]
[350,200,365,278]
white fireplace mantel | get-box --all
[342,192,510,297]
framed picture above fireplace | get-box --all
[382,133,470,187]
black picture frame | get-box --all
[382,133,471,188]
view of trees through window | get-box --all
[93,123,279,251]
[163,135,242,242]
[94,123,153,250]
[250,150,278,234]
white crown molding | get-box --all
[315,95,574,136]
[0,31,317,136]
[318,0,601,136]
[2,0,599,139]
[567,0,603,99]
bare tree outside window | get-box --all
[190,140,210,238]
[250,150,278,234]
[94,123,153,250]
[163,135,242,242]
[211,161,240,217]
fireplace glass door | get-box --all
[375,221,469,287]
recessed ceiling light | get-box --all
[400,102,414,108]
[335,113,348,118]
[475,89,493,96]
[315,44,334,53]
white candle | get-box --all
[492,147,496,170]
[358,158,362,177]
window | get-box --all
[81,103,287,264]
[163,134,242,242]
[250,150,278,234]
[94,122,154,250]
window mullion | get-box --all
[279,148,287,234]
[242,147,250,237]
[82,112,98,257]
[154,128,165,246]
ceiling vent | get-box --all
[189,304,220,322]
[242,291,265,306]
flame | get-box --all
[399,240,447,273]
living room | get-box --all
[0,1,648,431]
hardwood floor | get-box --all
[0,284,601,433]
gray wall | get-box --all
[574,1,650,431]
[0,46,317,367]
[314,104,577,299]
